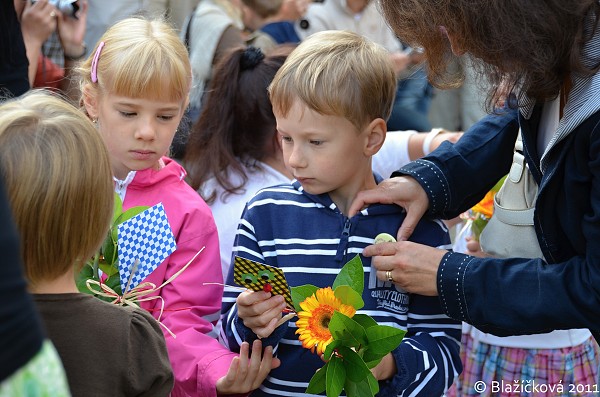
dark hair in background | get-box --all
[184,45,295,204]
[379,0,600,111]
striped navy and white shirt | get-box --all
[221,179,462,396]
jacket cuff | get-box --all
[234,315,289,348]
[195,349,238,397]
[377,346,409,395]
[437,252,473,323]
[393,159,450,216]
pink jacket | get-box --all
[120,157,236,397]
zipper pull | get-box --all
[335,218,352,262]
[342,218,351,236]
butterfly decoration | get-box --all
[233,256,294,309]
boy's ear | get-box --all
[363,118,387,156]
[82,84,99,120]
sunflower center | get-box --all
[308,305,335,339]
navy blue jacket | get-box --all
[398,100,600,338]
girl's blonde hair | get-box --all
[268,30,397,131]
[78,17,192,103]
[0,90,114,285]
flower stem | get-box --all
[92,251,100,280]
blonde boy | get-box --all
[222,30,461,396]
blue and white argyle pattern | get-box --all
[117,203,176,292]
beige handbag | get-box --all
[480,130,544,259]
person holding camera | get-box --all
[15,0,87,102]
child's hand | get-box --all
[216,340,281,394]
[237,290,287,338]
[465,237,491,258]
[370,353,397,381]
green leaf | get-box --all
[102,229,118,266]
[98,261,119,277]
[306,363,328,395]
[332,254,364,295]
[111,225,119,248]
[365,325,406,355]
[290,284,319,312]
[492,175,507,192]
[352,314,378,329]
[326,355,346,397]
[366,372,380,395]
[105,274,123,296]
[75,263,96,294]
[112,193,123,224]
[344,376,376,397]
[334,285,364,310]
[114,205,149,226]
[338,346,370,382]
[323,339,342,361]
[362,355,384,369]
[329,312,367,348]
[471,216,488,240]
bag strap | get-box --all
[492,129,537,226]
[493,204,535,226]
[508,132,525,184]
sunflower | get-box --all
[295,287,357,355]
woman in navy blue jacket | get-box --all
[350,0,600,340]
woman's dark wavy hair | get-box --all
[184,45,294,204]
[379,0,600,111]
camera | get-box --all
[32,0,79,18]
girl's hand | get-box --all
[349,176,430,241]
[216,340,281,394]
[237,290,287,338]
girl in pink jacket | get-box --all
[78,17,279,397]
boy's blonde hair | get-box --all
[269,30,397,131]
[78,17,192,103]
[0,90,114,285]
[242,0,283,18]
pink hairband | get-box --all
[91,41,105,83]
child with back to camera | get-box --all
[221,30,462,396]
[76,17,278,397]
[0,89,173,397]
